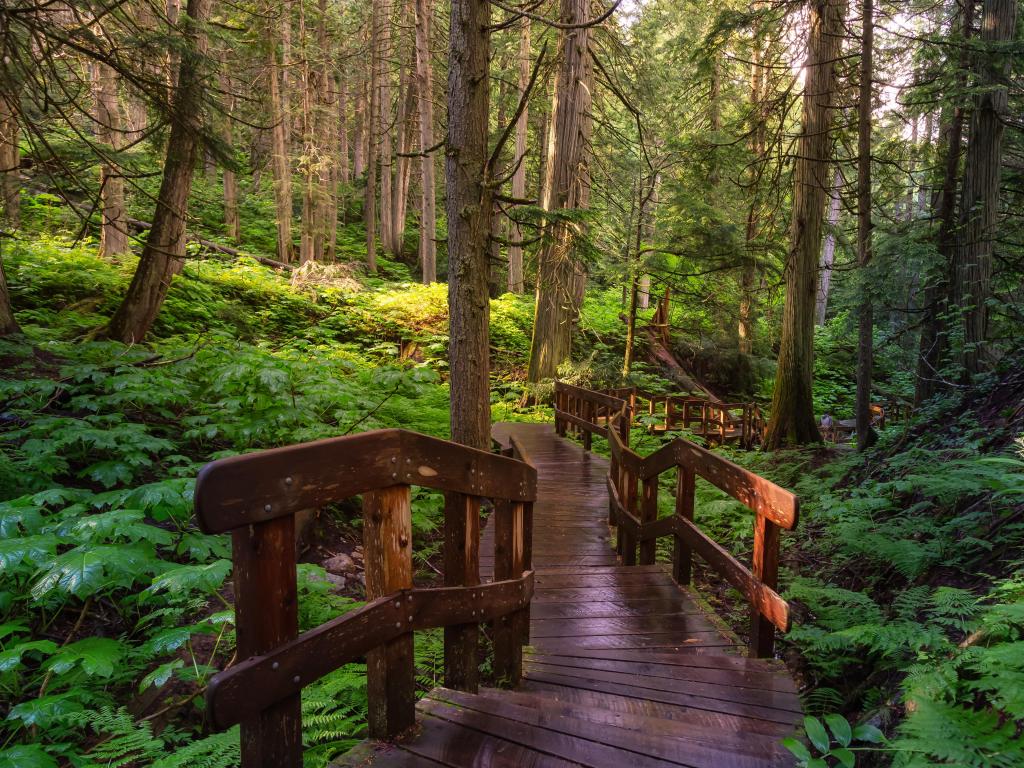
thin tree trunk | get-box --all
[366,0,381,272]
[527,0,594,383]
[739,24,766,354]
[1,92,21,230]
[378,0,395,254]
[219,65,240,243]
[353,50,367,179]
[107,0,210,343]
[916,0,975,404]
[763,0,845,449]
[267,0,293,262]
[392,43,416,257]
[414,0,437,282]
[446,0,491,450]
[951,0,1015,376]
[816,169,842,325]
[91,60,129,256]
[855,0,874,452]
[507,16,530,293]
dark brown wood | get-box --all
[232,516,302,768]
[364,486,416,739]
[492,500,527,682]
[196,429,536,534]
[673,516,789,632]
[673,467,696,585]
[444,492,480,692]
[749,514,780,658]
[208,575,534,729]
[639,475,659,565]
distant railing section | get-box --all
[196,429,536,767]
[554,381,798,659]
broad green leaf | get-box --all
[140,658,184,691]
[0,535,59,570]
[0,639,58,672]
[804,716,831,754]
[0,744,58,768]
[44,637,125,677]
[146,560,231,597]
[824,713,852,747]
[831,747,855,768]
[781,737,812,763]
[6,692,85,727]
[145,626,193,654]
[852,723,885,743]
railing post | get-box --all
[608,450,620,526]
[639,474,658,565]
[364,485,416,738]
[582,399,593,451]
[619,467,637,566]
[673,466,695,585]
[444,492,480,691]
[493,499,526,683]
[620,406,631,447]
[750,513,780,658]
[233,516,302,768]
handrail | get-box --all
[196,428,537,767]
[554,381,798,658]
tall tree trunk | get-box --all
[507,16,530,293]
[391,43,416,257]
[366,0,381,272]
[446,0,491,450]
[219,65,240,243]
[816,169,842,325]
[739,23,767,354]
[763,0,844,449]
[526,0,595,383]
[951,0,1015,376]
[91,61,129,256]
[378,0,395,254]
[107,0,210,343]
[353,52,367,179]
[266,0,293,262]
[414,0,437,282]
[855,0,874,452]
[1,91,21,230]
[916,0,975,404]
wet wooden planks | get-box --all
[336,423,800,767]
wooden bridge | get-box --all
[195,384,804,767]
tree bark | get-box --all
[90,60,130,257]
[219,61,240,243]
[391,41,416,257]
[855,0,874,452]
[763,0,845,449]
[366,0,382,272]
[740,24,767,354]
[414,0,437,282]
[1,91,21,230]
[266,0,293,262]
[446,0,491,450]
[951,0,1015,376]
[816,170,842,326]
[378,0,395,255]
[526,0,595,383]
[916,0,975,404]
[507,16,530,294]
[107,0,210,343]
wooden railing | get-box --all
[595,386,767,448]
[196,429,536,767]
[554,381,798,659]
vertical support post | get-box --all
[582,399,593,451]
[701,403,709,439]
[364,485,415,738]
[619,467,637,566]
[639,474,658,565]
[750,513,780,658]
[554,386,564,436]
[620,405,631,447]
[444,491,480,691]
[666,398,675,430]
[233,516,302,768]
[521,500,533,647]
[608,450,620,526]
[672,466,695,585]
[492,500,525,683]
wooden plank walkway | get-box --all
[338,423,802,767]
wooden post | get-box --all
[582,399,593,451]
[233,516,302,768]
[444,491,480,691]
[620,405,631,447]
[701,403,709,439]
[639,475,659,565]
[521,500,533,647]
[673,466,695,585]
[608,451,620,526]
[492,500,525,683]
[363,485,416,738]
[620,468,637,566]
[750,513,780,658]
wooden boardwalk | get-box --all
[339,423,802,767]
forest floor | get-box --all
[1,236,1022,767]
